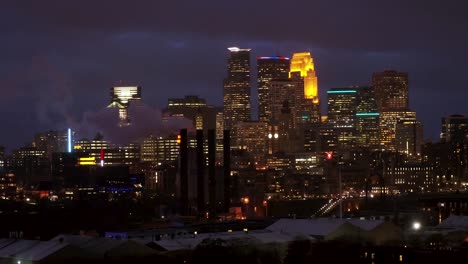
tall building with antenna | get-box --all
[223,47,251,131]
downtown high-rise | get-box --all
[108,86,142,127]
[223,47,251,131]
[289,52,321,124]
[355,86,380,150]
[257,56,290,122]
[372,70,417,151]
[372,70,409,112]
[327,88,358,150]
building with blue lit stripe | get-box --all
[327,88,358,150]
[355,86,380,150]
[327,87,381,150]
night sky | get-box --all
[1,1,468,151]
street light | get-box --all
[412,221,421,231]
[326,152,342,219]
[338,155,343,219]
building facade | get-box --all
[223,47,251,131]
[395,117,424,157]
[372,70,409,112]
[108,86,142,127]
[257,56,290,122]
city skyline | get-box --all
[2,3,468,260]
[0,49,461,151]
[1,1,468,150]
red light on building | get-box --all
[325,152,333,160]
[100,148,105,167]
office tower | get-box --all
[123,143,140,166]
[257,56,290,122]
[289,52,321,124]
[268,79,303,127]
[395,117,424,157]
[327,88,358,150]
[140,134,180,165]
[318,124,339,152]
[8,147,49,186]
[108,86,142,127]
[223,47,251,132]
[289,52,319,103]
[234,121,268,164]
[74,139,129,165]
[168,95,207,112]
[270,101,303,154]
[0,172,16,200]
[215,110,224,163]
[441,114,468,143]
[391,163,434,193]
[167,95,217,131]
[355,86,380,150]
[327,88,358,127]
[372,70,409,112]
[32,130,71,159]
[379,111,416,150]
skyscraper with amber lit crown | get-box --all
[289,52,320,124]
[289,52,319,103]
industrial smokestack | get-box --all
[179,129,188,216]
[223,130,231,213]
[196,129,205,213]
[208,129,216,219]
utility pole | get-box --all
[338,155,343,219]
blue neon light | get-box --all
[67,128,72,153]
[327,90,357,94]
[356,113,380,117]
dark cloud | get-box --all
[0,0,467,150]
[77,103,193,145]
[4,0,468,51]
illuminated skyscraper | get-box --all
[327,88,358,128]
[395,116,423,157]
[223,47,251,131]
[234,121,268,164]
[355,86,380,150]
[108,86,142,127]
[74,139,139,166]
[32,130,73,159]
[289,52,319,103]
[257,56,290,122]
[372,70,409,111]
[379,111,416,150]
[168,95,207,113]
[327,88,358,150]
[268,79,303,127]
[289,53,321,124]
[140,134,180,165]
[166,95,217,131]
[372,70,413,151]
[440,114,468,143]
